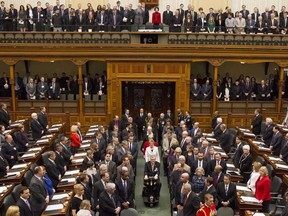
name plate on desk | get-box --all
[85,132,95,136]
[72,158,84,163]
[45,203,64,211]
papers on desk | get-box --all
[52,193,69,200]
[15,119,25,123]
[227,163,235,168]
[253,141,265,145]
[258,146,270,152]
[85,132,95,136]
[74,152,86,157]
[282,128,288,132]
[269,156,283,162]
[0,186,7,193]
[49,128,59,132]
[11,164,27,169]
[6,171,20,177]
[28,147,42,152]
[212,146,222,150]
[36,139,49,144]
[206,137,217,142]
[82,140,91,144]
[51,123,63,127]
[276,164,288,169]
[241,196,259,203]
[243,132,255,137]
[80,144,90,149]
[203,133,213,137]
[21,153,35,158]
[227,170,240,175]
[64,170,79,176]
[236,185,251,192]
[42,134,53,139]
[45,203,64,211]
[4,130,12,135]
[90,125,99,128]
[72,158,84,163]
[253,213,265,216]
[10,123,21,127]
[61,177,75,183]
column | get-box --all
[71,59,87,118]
[209,59,224,114]
[276,61,288,113]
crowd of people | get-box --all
[1,104,288,215]
[0,1,288,33]
[0,71,107,100]
[191,72,284,101]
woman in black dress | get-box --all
[70,184,84,216]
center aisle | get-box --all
[135,144,171,216]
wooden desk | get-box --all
[236,127,256,140]
[0,163,31,184]
[56,174,78,192]
[42,191,73,216]
[245,210,269,216]
[0,184,14,207]
[237,191,262,216]
[18,148,45,163]
[263,154,288,176]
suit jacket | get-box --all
[251,114,262,135]
[48,82,61,98]
[199,185,217,204]
[55,151,66,175]
[135,113,147,129]
[116,164,134,180]
[16,198,33,216]
[233,143,243,168]
[239,154,253,174]
[0,153,8,178]
[251,13,260,22]
[240,10,249,19]
[183,191,200,216]
[209,159,227,176]
[96,13,108,25]
[75,14,87,26]
[99,191,121,216]
[219,130,231,153]
[175,181,193,206]
[115,178,134,207]
[37,82,48,95]
[45,159,61,188]
[191,159,208,176]
[144,161,160,177]
[213,124,222,140]
[29,175,47,212]
[58,142,72,166]
[83,81,92,93]
[33,10,46,24]
[271,132,283,156]
[101,160,117,181]
[30,119,43,141]
[216,182,237,208]
[162,10,173,25]
[93,180,106,206]
[14,131,28,152]
[201,84,212,99]
[268,18,278,28]
[1,142,18,168]
[261,12,271,23]
[38,111,48,130]
[263,125,273,146]
[281,143,288,162]
[0,109,10,128]
[197,18,207,31]
[211,115,220,129]
[108,13,121,26]
[211,172,224,188]
[80,157,93,172]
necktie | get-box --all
[25,200,31,210]
[38,13,40,22]
[198,161,201,167]
[183,195,188,205]
[123,180,127,199]
[53,83,55,93]
[111,195,116,208]
[113,15,116,25]
[225,184,228,195]
[129,143,132,151]
[152,164,154,171]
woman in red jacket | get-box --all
[70,125,81,155]
[152,7,161,29]
[255,166,271,213]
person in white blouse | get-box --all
[247,161,261,193]
[145,139,160,163]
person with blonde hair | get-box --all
[192,167,206,194]
[71,184,85,216]
[70,125,81,155]
[247,161,261,193]
[5,205,20,216]
[77,200,93,216]
[255,166,271,213]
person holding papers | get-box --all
[255,166,271,213]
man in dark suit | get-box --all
[108,115,122,133]
[262,118,274,146]
[0,103,10,128]
[135,108,146,141]
[48,77,61,100]
[96,9,108,31]
[16,186,33,216]
[141,2,149,25]
[93,172,110,210]
[209,153,227,176]
[191,78,202,100]
[121,6,131,31]
[14,124,29,153]
[251,109,262,135]
[1,134,18,168]
[163,5,173,26]
[182,183,200,216]
[9,4,17,31]
[213,117,223,140]
[175,173,193,214]
[0,152,9,178]
[30,112,43,141]
[268,13,278,34]
[75,9,87,30]
[178,4,185,21]
[108,8,121,32]
[231,80,242,101]
[127,135,138,172]
[199,177,217,204]
[38,107,48,132]
[201,80,212,100]
[216,174,237,209]
[115,169,135,209]
[29,166,48,216]
[144,156,161,197]
[270,126,283,156]
[0,73,10,98]
[233,136,243,168]
[211,111,220,130]
[242,76,252,100]
[93,131,107,156]
[33,6,46,31]
[57,136,72,166]
[54,144,67,176]
[192,152,208,176]
[258,80,268,101]
[262,7,271,24]
[280,133,288,163]
[78,174,92,201]
[99,182,121,216]
[245,14,255,33]
[100,153,117,181]
[170,163,189,195]
[80,150,94,172]
[240,4,249,19]
[219,124,231,153]
[45,151,61,188]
